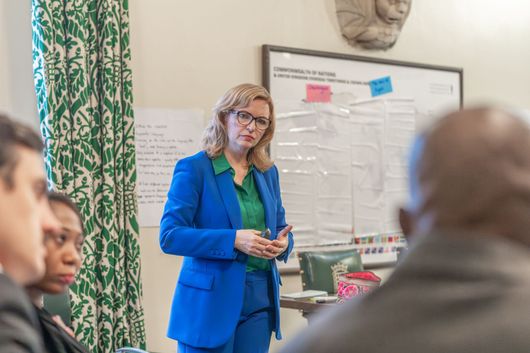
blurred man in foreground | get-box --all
[280,107,530,353]
[0,113,60,352]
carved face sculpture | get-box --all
[335,0,412,50]
[375,0,411,25]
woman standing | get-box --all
[160,83,294,353]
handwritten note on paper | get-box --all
[306,83,332,103]
[135,107,204,227]
[369,76,393,97]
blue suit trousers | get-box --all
[178,270,274,353]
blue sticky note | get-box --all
[369,76,393,97]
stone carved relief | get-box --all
[335,0,412,50]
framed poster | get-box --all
[262,45,463,128]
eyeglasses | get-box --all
[228,110,271,131]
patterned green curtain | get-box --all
[31,1,146,352]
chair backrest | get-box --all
[298,249,363,294]
[43,293,153,353]
[43,291,72,327]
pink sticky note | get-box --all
[306,84,331,103]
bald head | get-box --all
[407,107,530,244]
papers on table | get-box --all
[281,290,328,300]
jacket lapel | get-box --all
[215,171,243,229]
[253,169,276,239]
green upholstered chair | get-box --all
[298,249,363,294]
[43,291,72,327]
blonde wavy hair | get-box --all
[202,83,275,171]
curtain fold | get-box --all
[32,1,146,352]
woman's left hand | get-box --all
[262,225,292,258]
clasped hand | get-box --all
[235,225,292,259]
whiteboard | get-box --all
[263,45,463,268]
[263,45,463,129]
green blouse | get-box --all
[212,154,271,272]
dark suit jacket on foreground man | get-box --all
[0,273,44,352]
[280,107,530,353]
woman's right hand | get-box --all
[234,229,273,258]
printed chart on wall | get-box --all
[135,108,204,227]
[263,45,463,268]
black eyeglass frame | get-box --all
[227,109,271,131]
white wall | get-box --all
[0,0,38,128]
[129,0,530,111]
[0,1,8,113]
[130,1,530,352]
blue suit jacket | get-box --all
[160,151,294,348]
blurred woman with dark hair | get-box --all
[26,192,89,353]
